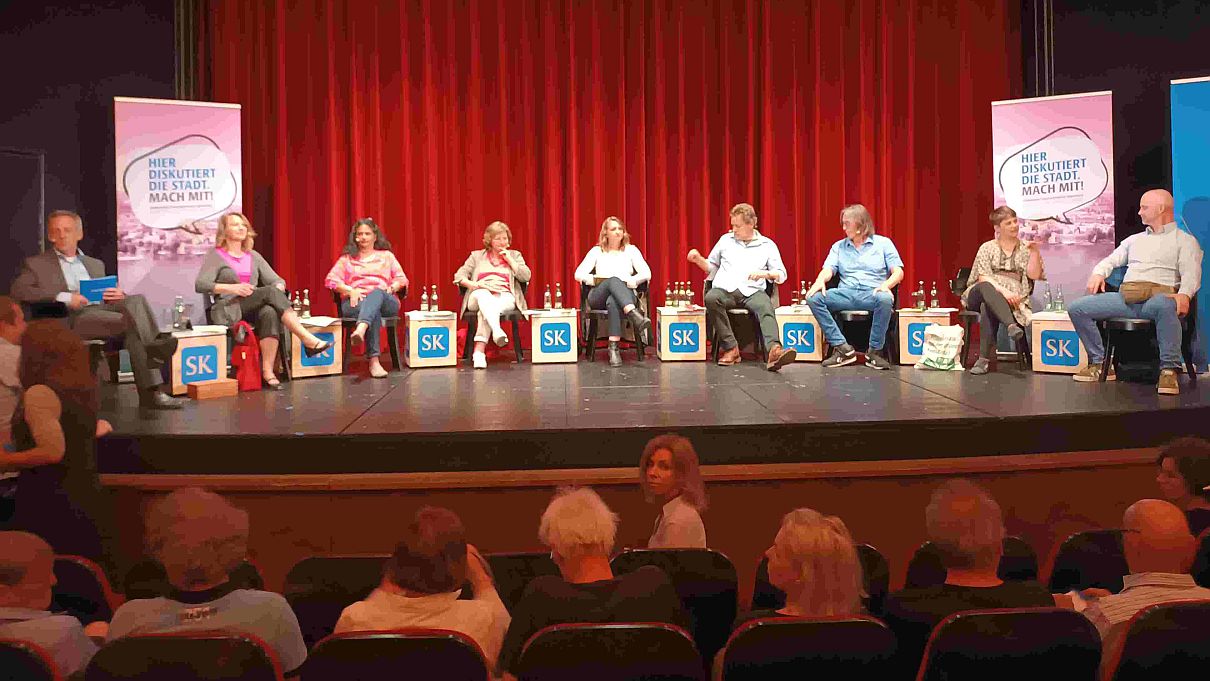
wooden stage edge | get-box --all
[101,448,1156,492]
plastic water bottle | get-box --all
[929,282,939,309]
[420,286,429,312]
[1055,285,1065,311]
[555,283,563,309]
[664,283,672,307]
[429,285,438,312]
[172,296,185,330]
[302,288,311,318]
[543,285,552,309]
[799,281,808,306]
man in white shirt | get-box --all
[1067,189,1203,394]
[687,203,796,371]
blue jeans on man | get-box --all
[806,287,895,351]
[339,288,400,358]
[1067,292,1183,368]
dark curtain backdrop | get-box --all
[200,0,1020,317]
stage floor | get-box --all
[97,358,1210,476]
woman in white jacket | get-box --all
[574,216,652,366]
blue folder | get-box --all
[79,275,118,304]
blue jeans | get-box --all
[806,287,895,350]
[1067,292,1182,368]
[586,277,638,337]
[340,288,400,358]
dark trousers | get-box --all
[705,287,779,350]
[586,277,639,337]
[966,281,1020,359]
[340,289,400,357]
[237,286,290,339]
[70,294,162,391]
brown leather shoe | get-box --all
[717,346,741,366]
[766,343,797,371]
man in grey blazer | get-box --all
[11,211,182,412]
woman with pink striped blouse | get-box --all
[325,218,408,378]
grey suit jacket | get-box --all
[11,249,106,303]
[194,248,285,327]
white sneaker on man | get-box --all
[472,352,487,369]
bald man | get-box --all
[1067,189,1203,394]
[0,532,99,677]
[1081,500,1210,674]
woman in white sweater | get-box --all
[574,216,652,366]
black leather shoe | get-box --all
[304,339,333,358]
[626,309,652,344]
[140,390,184,410]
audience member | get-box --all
[1079,499,1210,676]
[640,434,707,549]
[496,487,688,677]
[734,508,864,628]
[106,488,306,675]
[0,531,98,678]
[334,506,510,674]
[883,480,1053,674]
[1154,437,1210,536]
[0,296,25,523]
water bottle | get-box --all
[1042,283,1053,312]
[929,281,939,309]
[172,296,185,330]
[664,283,672,307]
[916,281,926,311]
[430,285,438,312]
[555,283,563,309]
[420,286,429,312]
[292,291,302,313]
[302,288,311,318]
[791,288,800,306]
[543,284,552,309]
[1055,285,1065,311]
[799,280,808,306]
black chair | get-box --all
[579,281,649,361]
[751,543,890,617]
[202,293,292,381]
[904,536,1038,589]
[514,622,703,681]
[51,555,117,626]
[1045,529,1129,594]
[331,288,406,371]
[707,280,778,362]
[1104,600,1210,681]
[458,282,528,363]
[915,608,1101,681]
[84,631,283,681]
[610,548,737,668]
[282,555,389,649]
[950,267,1031,368]
[716,615,896,681]
[821,276,900,361]
[0,638,59,681]
[484,551,560,613]
[1098,291,1198,385]
[305,629,489,681]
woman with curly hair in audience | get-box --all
[1154,436,1210,536]
[640,433,708,548]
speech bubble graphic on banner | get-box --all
[122,134,239,229]
[997,126,1109,223]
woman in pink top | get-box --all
[453,221,531,369]
[325,218,409,378]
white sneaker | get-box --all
[492,329,509,347]
[472,352,487,369]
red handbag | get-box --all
[230,321,262,391]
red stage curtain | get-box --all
[201,0,1020,317]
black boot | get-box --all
[626,308,651,344]
[608,340,622,367]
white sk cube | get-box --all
[898,308,957,365]
[657,306,706,361]
[775,306,824,362]
[169,326,228,396]
[291,317,344,377]
[1031,310,1089,374]
[529,308,579,364]
[406,310,457,368]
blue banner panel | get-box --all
[1171,77,1210,365]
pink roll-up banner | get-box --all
[114,96,242,325]
[991,91,1115,308]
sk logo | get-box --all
[540,322,572,353]
[907,322,930,355]
[782,323,815,354]
[417,327,450,359]
[1040,329,1080,366]
[181,345,219,383]
[669,322,699,353]
[301,331,337,366]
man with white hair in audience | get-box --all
[105,488,307,675]
[496,487,688,678]
[0,531,98,677]
[1079,499,1210,675]
[883,479,1054,675]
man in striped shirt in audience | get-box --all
[1080,499,1210,674]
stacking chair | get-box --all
[915,608,1101,681]
[579,281,649,361]
[51,555,119,626]
[331,288,406,371]
[822,277,900,361]
[483,551,560,613]
[282,555,389,649]
[306,629,489,681]
[84,631,283,681]
[202,293,291,381]
[707,280,778,362]
[948,267,1030,368]
[514,622,703,681]
[752,544,890,617]
[458,282,528,363]
[610,548,737,668]
[0,638,60,681]
[715,616,896,681]
[1104,600,1210,681]
[904,536,1038,590]
[1044,529,1129,593]
[1098,292,1198,385]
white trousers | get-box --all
[468,290,517,342]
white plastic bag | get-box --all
[914,324,965,371]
